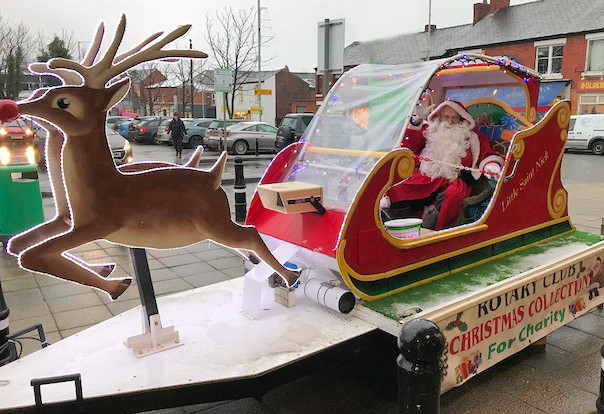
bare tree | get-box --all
[0,18,31,99]
[131,62,166,115]
[205,7,258,118]
[168,57,209,117]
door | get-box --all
[257,124,278,150]
[566,118,585,150]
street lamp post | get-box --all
[190,39,194,117]
[257,0,262,122]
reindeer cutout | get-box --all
[0,16,300,300]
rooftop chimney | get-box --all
[424,24,437,33]
[473,1,489,25]
[490,0,510,14]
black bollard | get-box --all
[398,318,445,414]
[0,278,14,366]
[597,345,604,414]
[234,157,247,223]
[255,138,259,156]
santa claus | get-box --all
[381,100,503,230]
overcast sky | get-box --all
[1,0,536,73]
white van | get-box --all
[566,114,604,154]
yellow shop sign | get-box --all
[580,80,604,91]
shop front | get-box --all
[577,79,604,114]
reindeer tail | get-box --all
[209,151,227,190]
[185,146,204,169]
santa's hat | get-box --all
[427,100,475,129]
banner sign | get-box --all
[431,253,604,390]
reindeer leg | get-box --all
[8,218,117,277]
[234,248,261,264]
[63,253,116,278]
[19,226,131,300]
[7,216,71,257]
[210,222,300,285]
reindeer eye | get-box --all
[57,97,70,109]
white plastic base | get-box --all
[124,314,183,358]
[242,244,299,320]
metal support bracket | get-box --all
[124,248,183,358]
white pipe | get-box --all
[303,278,355,313]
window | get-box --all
[534,39,566,77]
[280,117,297,129]
[536,45,563,75]
[569,118,576,131]
[243,125,258,131]
[586,34,604,73]
[578,94,604,114]
[258,124,277,133]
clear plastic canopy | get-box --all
[286,60,445,210]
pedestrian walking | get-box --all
[167,112,186,157]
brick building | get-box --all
[215,67,315,126]
[322,0,604,115]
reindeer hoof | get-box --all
[110,278,132,300]
[248,253,260,265]
[99,264,116,278]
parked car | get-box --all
[204,121,278,155]
[155,119,173,144]
[0,118,36,166]
[275,113,314,150]
[125,116,155,141]
[34,126,133,167]
[133,117,168,144]
[106,116,132,131]
[156,118,216,148]
[204,119,246,144]
[183,118,215,149]
[566,114,604,155]
[106,126,133,165]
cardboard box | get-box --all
[257,181,323,214]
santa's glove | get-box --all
[380,196,391,209]
[483,163,502,179]
[414,101,435,121]
[458,169,476,186]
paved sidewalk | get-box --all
[1,152,604,413]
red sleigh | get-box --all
[248,54,572,301]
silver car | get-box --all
[155,119,173,144]
[106,126,133,165]
[204,121,278,155]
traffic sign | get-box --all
[214,68,233,93]
[255,88,272,96]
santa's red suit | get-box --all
[386,100,503,230]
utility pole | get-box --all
[323,18,330,102]
[257,0,262,122]
[77,40,90,62]
[427,0,432,61]
[190,39,194,117]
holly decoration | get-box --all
[446,312,468,332]
[500,114,519,130]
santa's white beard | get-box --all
[419,120,472,181]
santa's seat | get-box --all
[380,175,495,230]
[453,176,495,226]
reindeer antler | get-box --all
[48,15,207,88]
